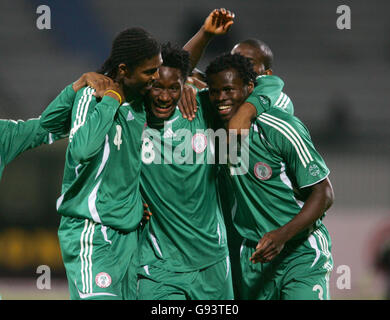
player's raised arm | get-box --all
[183,8,235,72]
[178,9,234,121]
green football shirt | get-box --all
[0,84,73,181]
[138,99,229,272]
[250,75,294,116]
[41,86,146,233]
[0,118,58,181]
[228,105,330,242]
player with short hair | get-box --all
[203,53,334,300]
[182,14,294,119]
[40,27,162,300]
[231,39,273,76]
[136,42,233,300]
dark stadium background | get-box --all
[0,0,389,299]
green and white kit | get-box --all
[137,99,232,300]
[41,85,146,299]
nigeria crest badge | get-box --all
[254,162,272,180]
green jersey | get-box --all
[228,104,330,242]
[0,84,73,180]
[138,101,228,272]
[252,75,294,116]
[41,85,146,233]
[0,118,57,181]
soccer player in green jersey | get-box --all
[183,10,299,298]
[136,43,233,300]
[204,53,335,300]
[40,28,162,300]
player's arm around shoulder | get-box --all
[67,79,124,163]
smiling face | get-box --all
[119,53,163,96]
[207,68,253,123]
[148,65,184,119]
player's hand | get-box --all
[142,203,152,223]
[250,229,287,264]
[204,8,235,35]
[186,76,207,90]
[178,84,198,121]
[72,72,110,92]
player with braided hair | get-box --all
[40,27,162,300]
[97,27,161,95]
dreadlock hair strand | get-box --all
[97,27,161,78]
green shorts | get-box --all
[58,216,139,300]
[239,224,333,300]
[137,256,234,300]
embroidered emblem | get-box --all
[254,162,272,180]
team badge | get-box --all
[309,164,320,176]
[192,133,207,154]
[95,272,112,288]
[254,162,272,180]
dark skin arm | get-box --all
[179,8,234,121]
[183,8,235,71]
[227,102,257,136]
[250,177,335,263]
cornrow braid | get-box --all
[97,27,161,78]
[205,53,258,86]
[161,42,190,81]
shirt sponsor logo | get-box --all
[192,133,207,154]
[309,164,320,176]
[254,162,272,180]
[95,272,112,288]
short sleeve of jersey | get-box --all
[258,111,330,188]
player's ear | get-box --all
[117,63,128,79]
[247,81,255,94]
[264,69,273,75]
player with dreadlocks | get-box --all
[40,27,162,300]
[204,53,335,300]
[135,42,233,300]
